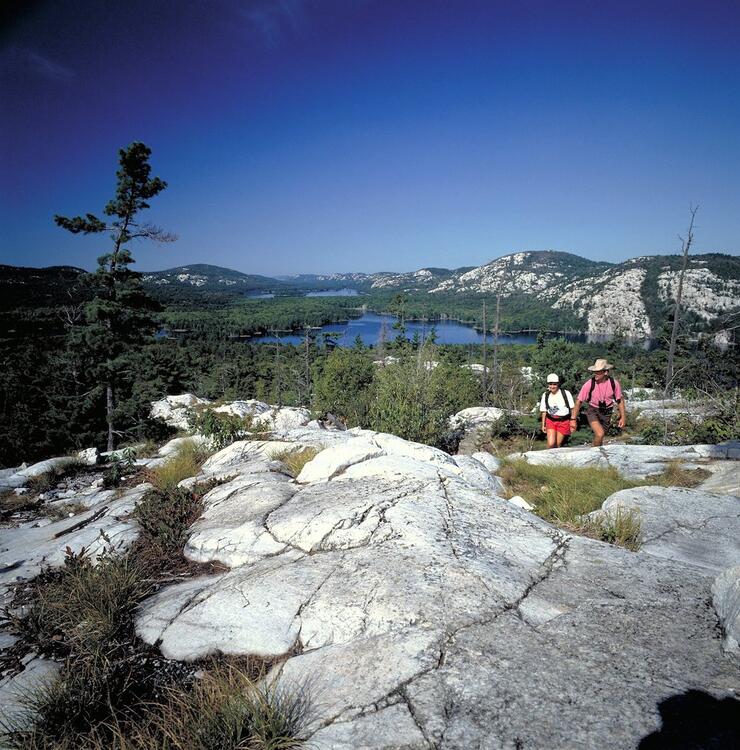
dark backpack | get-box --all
[544,389,574,422]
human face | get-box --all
[593,369,608,382]
[547,382,559,391]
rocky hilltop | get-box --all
[3,251,737,339]
[1,396,738,748]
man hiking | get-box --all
[539,373,576,448]
[571,358,626,447]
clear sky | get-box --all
[1,0,739,275]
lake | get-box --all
[248,312,595,347]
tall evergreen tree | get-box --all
[54,142,174,450]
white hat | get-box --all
[546,373,560,384]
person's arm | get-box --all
[617,399,626,429]
[568,392,578,431]
[540,394,547,433]
[614,380,626,429]
[572,398,582,427]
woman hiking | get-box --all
[539,373,576,448]
[571,358,626,446]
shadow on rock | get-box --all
[639,690,740,749]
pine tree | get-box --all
[54,142,175,450]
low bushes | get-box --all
[189,410,254,450]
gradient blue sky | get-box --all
[1,0,739,275]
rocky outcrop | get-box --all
[131,435,739,748]
[590,486,740,573]
[150,393,210,429]
[2,420,739,748]
[712,566,740,653]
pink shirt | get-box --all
[577,377,623,408]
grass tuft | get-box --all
[125,662,311,750]
[650,460,711,488]
[7,547,149,657]
[582,506,642,551]
[147,440,210,493]
[273,447,320,478]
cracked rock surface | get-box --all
[134,432,740,749]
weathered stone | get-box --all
[76,447,99,465]
[0,657,61,732]
[592,486,740,573]
[0,483,150,604]
[448,406,507,430]
[712,565,740,653]
[507,494,535,511]
[471,450,501,473]
[150,393,210,429]
[515,442,738,479]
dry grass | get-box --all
[147,440,211,492]
[273,447,320,478]
[581,507,643,552]
[649,460,711,488]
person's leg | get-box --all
[588,417,605,446]
[546,428,558,448]
[555,430,567,447]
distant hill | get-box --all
[0,264,86,310]
[3,252,738,339]
[142,264,281,290]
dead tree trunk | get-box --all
[106,381,115,452]
[491,293,501,403]
[481,301,488,405]
[665,205,698,395]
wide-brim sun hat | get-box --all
[587,358,614,371]
[546,373,560,383]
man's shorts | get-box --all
[585,405,613,430]
[545,417,572,435]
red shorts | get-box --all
[545,417,572,435]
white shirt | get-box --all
[539,388,574,418]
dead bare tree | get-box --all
[665,204,699,396]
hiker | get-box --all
[539,373,576,448]
[571,358,626,446]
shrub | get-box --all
[132,486,204,568]
[148,440,210,492]
[368,350,480,449]
[189,410,253,450]
[102,448,138,489]
[312,348,375,427]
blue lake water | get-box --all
[249,312,592,347]
[305,288,360,297]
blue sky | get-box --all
[1,0,739,275]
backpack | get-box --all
[544,389,574,422]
